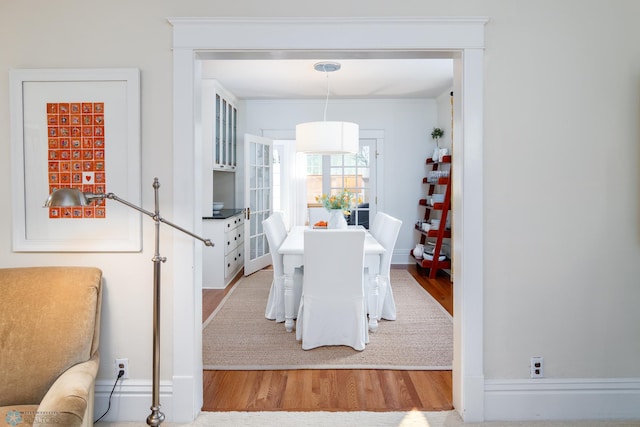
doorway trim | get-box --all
[169,16,487,422]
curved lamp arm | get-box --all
[107,193,214,247]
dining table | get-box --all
[278,225,386,333]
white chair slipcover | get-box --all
[369,212,402,321]
[296,229,369,351]
[263,213,302,322]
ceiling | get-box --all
[200,58,454,100]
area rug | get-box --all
[202,269,453,370]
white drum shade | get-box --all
[296,121,359,154]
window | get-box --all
[305,142,374,228]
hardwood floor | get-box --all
[202,264,453,412]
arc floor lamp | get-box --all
[45,177,213,426]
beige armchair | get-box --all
[0,267,102,427]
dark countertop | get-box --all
[203,208,244,220]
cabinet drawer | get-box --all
[224,253,234,278]
[224,245,243,278]
[224,214,243,232]
[224,228,243,255]
[235,245,243,271]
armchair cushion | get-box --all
[0,267,102,427]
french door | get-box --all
[243,134,273,275]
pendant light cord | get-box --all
[313,61,341,121]
[322,66,330,121]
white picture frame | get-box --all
[10,68,142,252]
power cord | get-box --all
[94,369,125,423]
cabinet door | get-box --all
[212,86,238,171]
[228,102,237,168]
[214,94,221,167]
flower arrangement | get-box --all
[315,189,354,212]
[431,127,444,140]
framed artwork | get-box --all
[10,68,141,252]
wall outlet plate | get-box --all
[115,358,129,379]
[530,356,544,378]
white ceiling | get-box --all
[200,58,454,100]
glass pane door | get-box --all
[327,145,371,227]
[244,134,273,275]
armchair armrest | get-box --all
[34,352,99,427]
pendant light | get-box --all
[296,62,359,154]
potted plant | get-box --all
[431,127,444,161]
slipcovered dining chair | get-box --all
[369,211,385,241]
[369,212,403,321]
[296,229,369,351]
[263,212,302,322]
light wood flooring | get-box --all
[202,264,453,412]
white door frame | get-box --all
[170,16,486,422]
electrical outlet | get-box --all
[530,356,544,378]
[115,358,129,379]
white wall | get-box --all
[1,0,640,423]
[0,1,179,423]
[243,98,438,260]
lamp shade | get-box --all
[44,188,90,207]
[296,121,359,154]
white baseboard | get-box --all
[485,378,640,421]
[393,249,413,264]
[94,377,640,422]
[94,379,173,423]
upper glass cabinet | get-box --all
[203,80,238,171]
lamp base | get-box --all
[146,406,165,426]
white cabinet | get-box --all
[201,80,239,217]
[202,213,244,289]
[202,79,238,172]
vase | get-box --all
[438,147,449,162]
[413,243,425,259]
[432,139,440,162]
[328,209,348,229]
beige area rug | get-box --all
[202,269,453,370]
[96,411,640,427]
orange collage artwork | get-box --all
[47,102,106,219]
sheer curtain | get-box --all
[294,151,308,227]
[270,139,307,229]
